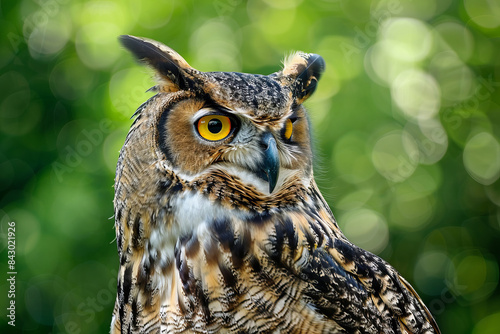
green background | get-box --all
[1,0,500,332]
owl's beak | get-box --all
[257,132,280,193]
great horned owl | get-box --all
[111,35,440,334]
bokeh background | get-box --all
[1,0,500,332]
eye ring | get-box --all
[197,115,232,141]
[283,118,293,141]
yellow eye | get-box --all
[197,115,232,141]
[284,118,293,140]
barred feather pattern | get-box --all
[111,35,440,334]
[111,134,438,333]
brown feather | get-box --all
[111,36,440,334]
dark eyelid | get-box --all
[202,109,233,118]
[195,104,237,122]
[289,108,300,122]
[201,102,233,114]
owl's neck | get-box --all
[117,163,314,261]
[137,165,320,269]
[114,162,316,258]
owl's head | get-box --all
[119,35,324,194]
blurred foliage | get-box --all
[1,0,500,333]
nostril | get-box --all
[260,132,275,150]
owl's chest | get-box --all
[142,188,341,333]
[148,191,223,259]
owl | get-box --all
[111,35,440,334]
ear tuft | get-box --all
[119,35,198,92]
[281,52,325,103]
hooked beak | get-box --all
[256,132,280,193]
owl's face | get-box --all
[119,35,324,194]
